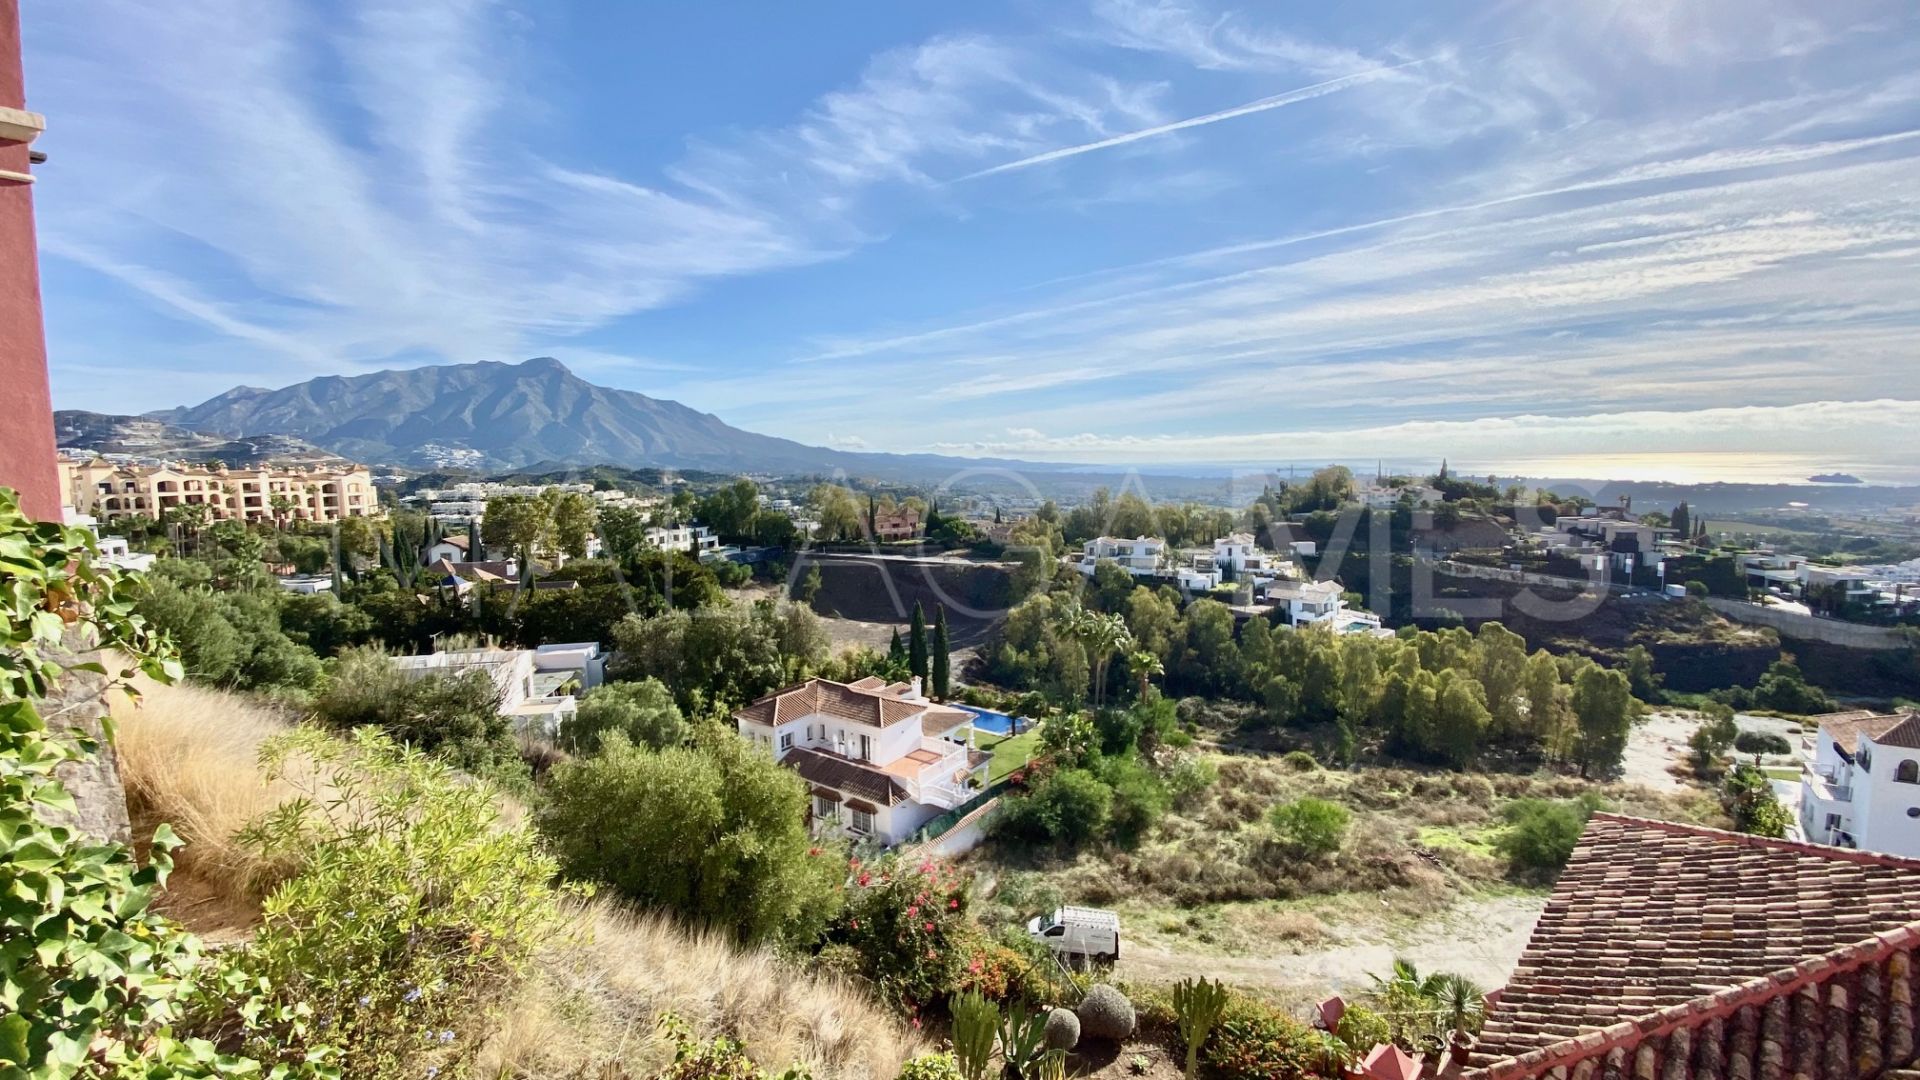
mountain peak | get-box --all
[142,356,854,473]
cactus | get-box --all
[1171,977,1231,1080]
[950,990,1000,1080]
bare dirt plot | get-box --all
[1622,711,1703,791]
[1115,893,1545,1006]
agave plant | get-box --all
[1430,972,1486,1036]
[998,999,1052,1080]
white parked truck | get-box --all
[1026,906,1120,963]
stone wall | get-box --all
[40,629,132,845]
[1703,597,1909,652]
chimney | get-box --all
[908,676,924,700]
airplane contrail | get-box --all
[954,52,1443,182]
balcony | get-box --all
[885,737,984,809]
[1803,765,1852,804]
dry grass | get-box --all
[480,902,928,1080]
[110,676,318,931]
[110,677,925,1080]
[974,753,1727,921]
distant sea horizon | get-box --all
[1097,452,1920,488]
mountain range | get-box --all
[145,357,940,476]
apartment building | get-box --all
[734,676,989,847]
[59,458,377,524]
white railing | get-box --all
[1802,766,1852,804]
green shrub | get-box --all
[313,644,524,783]
[834,857,974,1013]
[1076,983,1137,1042]
[993,768,1113,848]
[1723,765,1792,837]
[0,490,288,1078]
[217,726,573,1078]
[537,733,841,947]
[1493,797,1598,873]
[1043,1007,1081,1051]
[1164,753,1218,805]
[1332,1004,1391,1057]
[654,1012,811,1080]
[1268,796,1351,859]
[560,676,688,753]
[1102,755,1171,846]
[1204,1004,1321,1080]
[1279,750,1319,772]
[898,1050,964,1080]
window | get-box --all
[779,732,794,752]
[1825,813,1843,831]
[814,796,839,821]
[859,733,873,761]
[1896,759,1919,784]
[850,808,874,834]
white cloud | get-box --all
[928,400,1920,477]
[29,2,1161,383]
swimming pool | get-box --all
[956,704,1018,736]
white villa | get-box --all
[1359,483,1444,510]
[390,642,607,741]
[1261,578,1389,636]
[1076,534,1302,593]
[1078,536,1164,575]
[1212,533,1279,580]
[645,522,721,558]
[734,676,989,847]
[1799,709,1920,857]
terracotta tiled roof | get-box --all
[1816,710,1905,749]
[1463,813,1920,1079]
[734,677,932,729]
[1874,712,1920,750]
[920,705,977,737]
[783,747,909,807]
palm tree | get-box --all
[1060,603,1133,711]
[1128,650,1164,700]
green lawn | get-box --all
[977,726,1042,785]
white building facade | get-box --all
[1800,710,1920,858]
[734,677,989,847]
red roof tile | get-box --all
[735,678,923,728]
[1464,813,1920,1079]
[1874,711,1920,750]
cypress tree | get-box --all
[909,601,928,682]
[888,628,906,665]
[932,607,951,700]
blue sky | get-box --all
[23,0,1920,479]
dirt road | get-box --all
[1115,894,1545,1003]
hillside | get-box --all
[110,676,925,1080]
[54,409,346,466]
[146,357,864,473]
